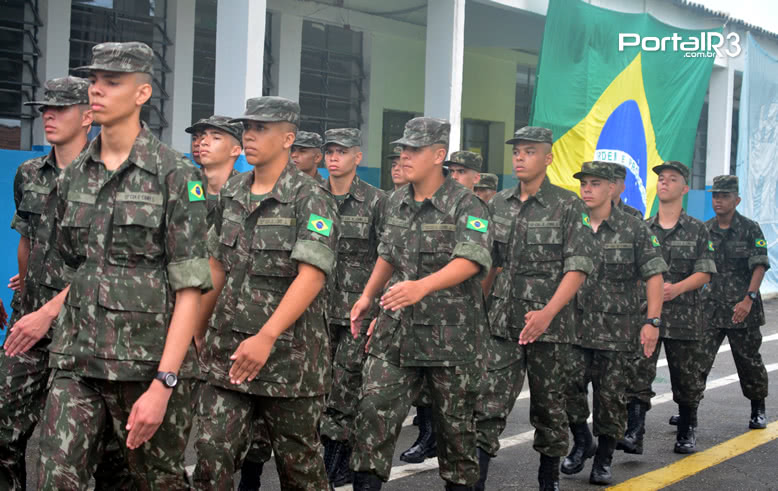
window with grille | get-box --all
[515,63,536,132]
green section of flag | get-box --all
[188,181,205,202]
[582,213,591,229]
[708,240,715,251]
[466,216,489,233]
[756,238,767,248]
[307,214,332,237]
[651,235,661,248]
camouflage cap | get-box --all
[446,151,483,171]
[25,76,90,111]
[708,175,739,193]
[506,126,553,145]
[386,145,402,160]
[609,163,628,180]
[391,117,450,148]
[230,96,300,126]
[323,128,361,148]
[573,161,615,182]
[474,173,498,191]
[74,41,154,75]
[185,115,243,145]
[293,131,323,149]
[652,160,690,182]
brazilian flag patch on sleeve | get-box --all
[466,216,489,233]
[187,181,205,202]
[307,214,333,237]
[582,213,592,229]
[707,240,715,251]
[756,238,767,248]
[651,235,660,247]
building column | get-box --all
[423,0,466,151]
[164,0,195,152]
[214,0,267,117]
[273,13,303,100]
[31,0,72,147]
[705,64,735,185]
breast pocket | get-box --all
[109,202,164,264]
[61,201,93,262]
[411,295,474,362]
[420,224,457,277]
[524,225,563,274]
[603,246,634,280]
[669,245,698,305]
[19,189,48,237]
[338,218,372,292]
[249,223,296,278]
[218,218,242,271]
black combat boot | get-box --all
[474,447,491,491]
[537,454,560,491]
[323,436,346,484]
[589,436,616,485]
[445,483,475,490]
[668,414,679,425]
[399,406,437,463]
[561,423,596,474]
[749,399,767,429]
[352,471,383,491]
[330,441,354,487]
[674,405,697,454]
[616,400,647,454]
[237,459,264,491]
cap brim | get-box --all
[573,171,613,181]
[73,64,151,74]
[652,164,688,177]
[292,143,320,149]
[229,116,296,125]
[706,188,736,193]
[322,140,358,148]
[390,137,424,147]
[505,137,551,145]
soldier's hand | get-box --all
[380,280,427,312]
[519,309,553,344]
[663,282,680,302]
[640,324,659,357]
[126,382,171,450]
[4,308,56,356]
[732,298,752,324]
[364,318,377,353]
[8,274,21,292]
[229,331,275,384]
[350,296,372,339]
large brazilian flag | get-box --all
[531,0,718,216]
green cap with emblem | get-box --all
[446,151,483,172]
[708,175,739,193]
[475,173,498,191]
[25,76,90,111]
[573,161,616,182]
[391,117,450,148]
[506,126,553,145]
[74,41,155,75]
[323,128,361,148]
[652,160,690,182]
[230,96,300,126]
[293,131,323,149]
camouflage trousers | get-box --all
[351,355,481,485]
[320,324,368,442]
[37,371,192,491]
[565,347,629,439]
[478,340,573,457]
[627,338,706,408]
[193,384,327,491]
[700,327,769,401]
[474,336,525,456]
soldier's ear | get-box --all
[735,195,742,206]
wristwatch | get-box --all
[644,317,662,328]
[155,371,178,389]
[747,291,758,301]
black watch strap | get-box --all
[747,291,758,301]
[644,317,662,328]
[155,371,178,389]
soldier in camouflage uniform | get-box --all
[474,173,498,203]
[291,130,326,185]
[474,127,595,491]
[2,76,134,491]
[388,146,407,191]
[192,96,338,490]
[349,117,492,490]
[6,42,213,490]
[400,150,484,467]
[186,117,207,165]
[609,163,644,219]
[700,175,770,429]
[560,162,667,485]
[618,161,716,456]
[317,128,386,488]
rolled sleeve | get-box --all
[11,213,30,237]
[291,239,336,276]
[749,255,770,271]
[167,257,213,292]
[640,256,668,280]
[564,255,594,275]
[452,242,492,273]
[693,258,717,274]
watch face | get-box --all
[164,373,178,387]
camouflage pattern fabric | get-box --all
[652,160,691,182]
[231,96,300,126]
[74,41,155,75]
[708,174,739,193]
[323,128,361,148]
[293,131,323,149]
[49,122,212,381]
[446,151,483,172]
[390,117,450,148]
[474,173,498,191]
[616,199,644,219]
[24,76,90,110]
[193,385,327,490]
[505,126,553,145]
[629,338,708,407]
[186,115,244,145]
[573,160,615,182]
[37,371,192,491]
[699,328,768,401]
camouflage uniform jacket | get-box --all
[368,176,492,368]
[703,211,770,329]
[11,150,78,340]
[575,207,668,351]
[645,210,716,340]
[49,124,213,381]
[616,200,644,220]
[205,162,339,397]
[487,177,595,344]
[203,167,240,229]
[320,175,386,326]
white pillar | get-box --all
[32,0,72,147]
[424,0,466,152]
[276,13,303,100]
[164,0,195,152]
[705,64,735,185]
[214,0,266,117]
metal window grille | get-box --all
[514,63,535,132]
[191,0,216,123]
